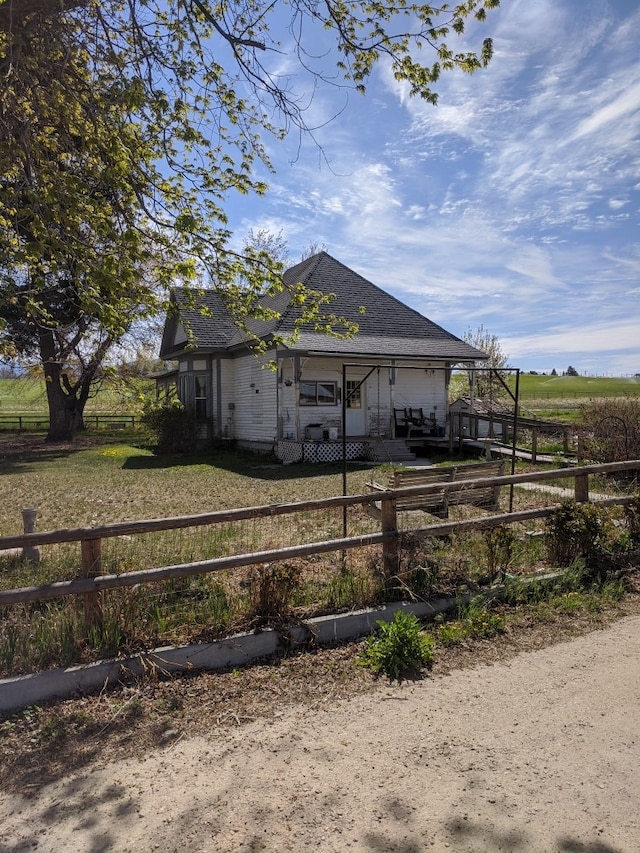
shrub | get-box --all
[359,610,433,680]
[140,399,199,454]
[579,399,640,464]
[249,562,302,624]
[483,526,515,581]
[545,501,612,567]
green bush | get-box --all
[545,501,612,567]
[359,610,433,680]
[140,399,199,454]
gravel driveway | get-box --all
[1,615,639,853]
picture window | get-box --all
[299,381,337,406]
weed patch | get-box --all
[434,596,505,646]
[359,610,433,680]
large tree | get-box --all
[0,0,500,439]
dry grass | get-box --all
[1,584,639,797]
[0,433,380,533]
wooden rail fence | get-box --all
[451,410,575,461]
[1,460,638,631]
[0,414,137,431]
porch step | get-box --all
[368,439,418,464]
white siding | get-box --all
[196,350,451,444]
[296,357,343,438]
[216,358,236,438]
[232,353,278,443]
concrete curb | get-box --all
[0,594,478,714]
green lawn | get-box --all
[0,377,49,413]
[515,373,640,400]
[0,438,379,534]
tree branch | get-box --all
[189,0,266,51]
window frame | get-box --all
[194,374,208,419]
[299,380,338,406]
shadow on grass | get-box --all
[0,445,82,474]
[0,432,145,473]
[122,447,376,481]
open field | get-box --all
[516,372,640,398]
[513,374,640,420]
[0,376,153,416]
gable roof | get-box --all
[160,251,487,362]
[160,290,238,357]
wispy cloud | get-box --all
[228,0,640,374]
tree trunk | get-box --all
[44,368,86,441]
[39,328,86,441]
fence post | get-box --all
[381,494,398,578]
[80,537,103,633]
[531,429,538,463]
[21,508,41,563]
[574,473,589,503]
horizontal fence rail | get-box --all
[1,460,639,617]
[0,414,137,431]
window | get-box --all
[177,373,208,417]
[346,380,362,409]
[299,381,337,406]
[194,375,207,418]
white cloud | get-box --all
[225,0,640,375]
[505,319,640,360]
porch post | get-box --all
[215,357,223,437]
[381,494,398,578]
[294,355,301,440]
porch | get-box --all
[275,433,451,465]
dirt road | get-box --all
[1,616,639,853]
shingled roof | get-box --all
[160,251,487,362]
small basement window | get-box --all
[300,381,337,406]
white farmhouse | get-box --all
[157,252,487,462]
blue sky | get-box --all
[225,0,639,377]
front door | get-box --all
[345,379,366,436]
